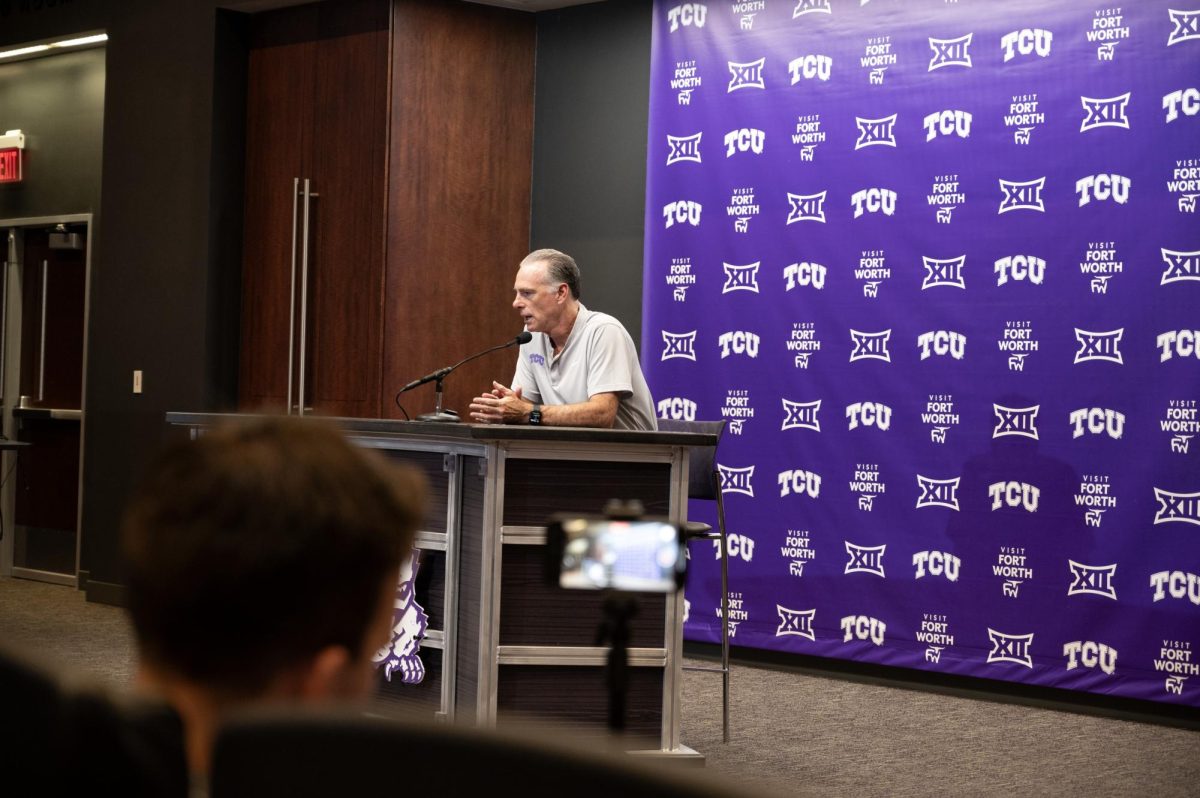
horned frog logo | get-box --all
[372,553,429,684]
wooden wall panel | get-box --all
[383,0,535,420]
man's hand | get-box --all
[469,382,530,424]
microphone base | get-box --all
[415,409,461,423]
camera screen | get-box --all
[557,519,685,593]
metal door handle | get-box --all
[287,177,300,415]
[297,178,313,417]
[38,259,48,402]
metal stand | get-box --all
[415,376,461,423]
[597,594,638,733]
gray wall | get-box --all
[1,0,247,601]
[0,47,104,220]
[531,0,652,350]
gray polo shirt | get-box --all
[511,305,658,431]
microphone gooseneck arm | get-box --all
[397,332,532,395]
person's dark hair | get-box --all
[523,248,581,300]
[122,417,425,698]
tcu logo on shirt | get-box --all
[1080,93,1131,132]
[995,255,1045,286]
[778,469,821,498]
[657,397,697,421]
[854,114,897,149]
[667,3,707,32]
[1000,29,1053,61]
[846,401,892,431]
[988,629,1034,668]
[1069,407,1125,439]
[724,128,765,157]
[923,110,972,141]
[662,200,701,228]
[928,34,973,70]
[913,550,961,582]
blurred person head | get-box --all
[121,416,425,772]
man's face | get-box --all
[512,261,564,333]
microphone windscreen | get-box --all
[515,331,533,345]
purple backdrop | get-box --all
[642,0,1200,705]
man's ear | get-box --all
[296,645,353,700]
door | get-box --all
[2,221,90,584]
[238,0,388,418]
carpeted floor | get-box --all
[2,575,1197,796]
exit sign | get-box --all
[0,148,21,183]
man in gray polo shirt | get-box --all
[468,249,657,431]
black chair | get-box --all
[210,708,760,798]
[657,418,730,743]
[0,646,187,797]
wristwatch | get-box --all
[528,403,542,425]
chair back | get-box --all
[210,708,756,798]
[656,419,725,501]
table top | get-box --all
[165,412,720,447]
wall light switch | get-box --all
[133,370,143,394]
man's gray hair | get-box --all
[522,248,581,300]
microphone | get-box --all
[397,331,533,395]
